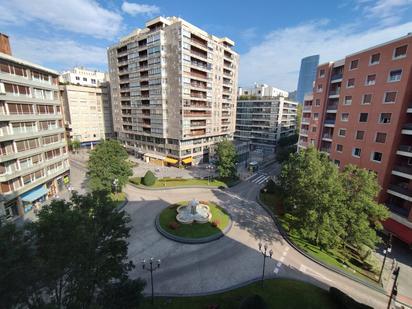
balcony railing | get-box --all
[303,105,312,111]
[190,50,207,59]
[326,104,338,110]
[398,145,412,153]
[302,117,311,123]
[322,133,333,139]
[393,165,412,175]
[386,203,410,218]
[300,129,308,135]
[184,111,211,117]
[320,147,331,153]
[331,73,343,81]
[403,123,412,130]
[388,184,412,198]
[298,140,308,147]
[329,90,340,96]
[324,119,336,125]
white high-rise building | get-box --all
[238,83,289,98]
[108,16,239,166]
[60,67,107,87]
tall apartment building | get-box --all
[0,34,69,221]
[235,94,298,155]
[238,83,289,98]
[108,16,239,166]
[59,68,114,145]
[298,34,412,246]
[296,55,320,103]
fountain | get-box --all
[176,199,212,224]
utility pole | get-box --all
[387,266,400,309]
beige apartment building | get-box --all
[59,68,114,145]
[0,34,70,221]
[108,16,239,166]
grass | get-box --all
[158,201,230,239]
[129,176,238,188]
[260,192,380,284]
[141,278,338,309]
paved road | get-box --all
[68,158,411,308]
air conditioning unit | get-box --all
[0,82,5,95]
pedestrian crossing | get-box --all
[248,173,271,185]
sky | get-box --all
[0,0,411,91]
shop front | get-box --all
[20,185,49,214]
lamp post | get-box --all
[142,258,161,305]
[258,242,273,287]
[379,237,392,284]
[387,266,400,309]
[113,178,119,193]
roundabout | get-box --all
[155,200,232,244]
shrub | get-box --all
[129,177,141,185]
[142,171,156,186]
[211,219,220,227]
[329,287,373,309]
[168,221,180,230]
[239,294,268,309]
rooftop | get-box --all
[0,51,59,76]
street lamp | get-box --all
[113,178,119,193]
[379,237,392,284]
[142,257,161,305]
[387,266,400,309]
[258,242,273,287]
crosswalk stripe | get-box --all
[252,175,266,183]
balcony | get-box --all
[320,147,331,154]
[322,133,333,141]
[392,165,412,180]
[190,71,208,80]
[298,140,308,148]
[326,104,338,112]
[300,129,308,136]
[397,145,412,157]
[330,73,343,82]
[184,111,211,118]
[324,119,336,127]
[328,90,340,98]
[303,105,312,111]
[402,123,412,135]
[191,121,206,127]
[387,203,410,218]
[387,184,412,202]
[407,104,412,113]
[302,117,310,124]
[190,38,208,50]
[190,49,207,60]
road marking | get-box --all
[256,176,270,184]
[252,175,266,183]
[299,265,333,283]
[245,173,259,181]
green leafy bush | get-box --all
[142,171,156,186]
[129,177,141,185]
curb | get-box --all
[128,182,226,191]
[154,207,233,244]
[116,198,128,211]
[255,193,386,295]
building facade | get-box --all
[60,67,107,87]
[108,16,239,166]
[236,96,298,155]
[59,68,114,145]
[298,34,412,246]
[238,83,289,98]
[296,55,319,103]
[0,36,70,221]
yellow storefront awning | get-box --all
[164,157,178,164]
[182,157,193,164]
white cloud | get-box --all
[357,0,412,25]
[239,21,412,91]
[10,37,107,71]
[0,0,122,39]
[121,1,160,16]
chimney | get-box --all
[0,33,12,55]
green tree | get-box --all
[276,145,297,162]
[88,140,132,192]
[142,170,156,186]
[216,140,237,178]
[97,278,146,309]
[341,165,389,249]
[279,147,346,248]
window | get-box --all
[313,113,319,120]
[312,127,317,133]
[350,59,359,70]
[75,76,80,80]
[82,77,87,81]
[355,130,365,140]
[343,96,352,105]
[384,91,396,103]
[371,152,382,163]
[393,45,407,59]
[359,113,368,122]
[375,132,387,143]
[341,113,349,122]
[319,69,325,77]
[365,74,376,86]
[334,160,340,167]
[317,84,323,93]
[315,99,321,106]
[370,53,380,65]
[379,113,391,123]
[338,129,346,137]
[388,69,402,82]
[336,144,343,152]
[347,78,355,88]
[91,79,96,84]
[352,147,361,157]
[362,94,372,104]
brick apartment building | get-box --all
[298,34,412,246]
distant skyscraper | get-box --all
[296,55,319,103]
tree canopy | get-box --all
[216,140,237,178]
[278,147,388,249]
[88,139,133,192]
[0,192,145,308]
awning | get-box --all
[21,185,49,203]
[383,218,412,245]
[182,157,193,164]
[164,157,178,164]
